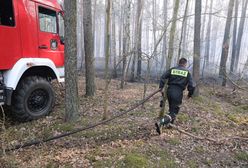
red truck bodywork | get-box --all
[0,0,64,70]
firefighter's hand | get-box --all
[159,88,163,93]
[187,94,192,99]
[159,89,164,96]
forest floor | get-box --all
[0,77,248,168]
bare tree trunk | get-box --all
[64,0,79,122]
[219,0,235,86]
[77,0,83,71]
[234,0,248,72]
[131,0,143,81]
[120,0,131,89]
[230,0,239,73]
[166,0,180,70]
[118,1,123,71]
[111,1,117,78]
[103,0,111,120]
[203,0,213,69]
[211,20,219,68]
[83,0,96,96]
[160,0,180,118]
[93,0,97,57]
[160,0,167,73]
[152,0,158,73]
[241,56,248,78]
[193,0,202,96]
[178,0,189,60]
[136,0,144,80]
[200,0,208,57]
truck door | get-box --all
[37,5,64,67]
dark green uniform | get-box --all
[159,65,195,122]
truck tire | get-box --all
[11,76,55,122]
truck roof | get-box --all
[31,0,63,10]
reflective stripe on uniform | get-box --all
[171,69,188,77]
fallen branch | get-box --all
[169,124,218,143]
[169,124,248,144]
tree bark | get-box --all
[120,0,131,89]
[203,0,213,68]
[166,0,180,70]
[103,0,111,120]
[178,0,190,60]
[160,0,167,73]
[64,0,79,122]
[136,0,144,80]
[219,0,235,86]
[193,0,202,96]
[83,0,96,96]
[230,0,239,73]
[234,0,248,72]
[111,1,117,78]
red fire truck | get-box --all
[0,0,64,121]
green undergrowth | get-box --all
[235,151,248,162]
[86,142,177,168]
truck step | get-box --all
[0,73,4,105]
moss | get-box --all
[177,113,190,123]
[211,103,224,116]
[53,123,74,132]
[194,146,205,154]
[123,153,149,168]
[193,96,205,105]
[202,158,213,166]
[234,105,248,113]
[187,160,198,168]
[235,151,248,162]
[145,145,177,168]
[46,161,61,168]
[0,156,19,168]
[167,137,181,145]
[227,114,248,124]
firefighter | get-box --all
[155,58,195,134]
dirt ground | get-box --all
[0,77,247,168]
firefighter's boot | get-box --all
[155,114,172,135]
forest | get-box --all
[1,0,248,167]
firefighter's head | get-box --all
[179,58,187,67]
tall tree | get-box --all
[103,0,111,120]
[83,0,96,96]
[160,0,167,73]
[120,0,131,89]
[64,0,79,121]
[193,0,202,96]
[230,0,239,73]
[160,0,180,118]
[131,0,144,81]
[136,0,144,80]
[204,0,213,66]
[166,0,180,70]
[178,0,190,60]
[219,0,235,86]
[200,0,208,56]
[234,0,248,72]
[111,1,117,78]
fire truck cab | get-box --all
[0,0,64,121]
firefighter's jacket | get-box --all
[159,65,195,97]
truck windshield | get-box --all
[58,12,64,42]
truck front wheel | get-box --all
[12,76,55,121]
